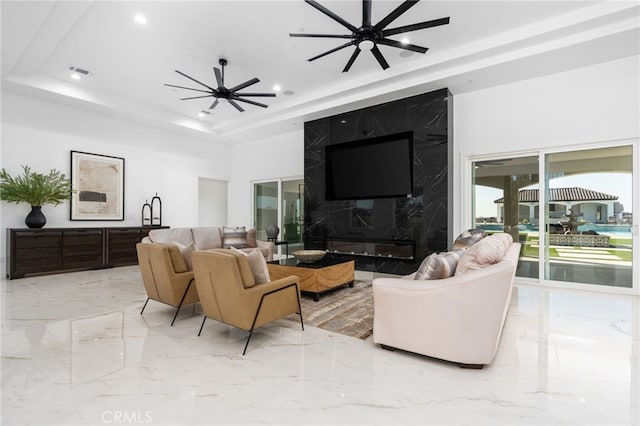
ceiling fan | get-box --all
[290,0,449,72]
[164,58,275,112]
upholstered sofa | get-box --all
[372,233,520,368]
[142,227,275,262]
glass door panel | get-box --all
[472,156,540,278]
[544,146,633,288]
[281,179,304,253]
[254,181,278,241]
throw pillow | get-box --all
[414,249,464,280]
[222,226,248,248]
[160,244,188,273]
[454,232,513,276]
[452,228,487,250]
[230,247,270,284]
[245,228,257,248]
[192,227,223,250]
[173,241,195,271]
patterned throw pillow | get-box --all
[454,232,513,276]
[452,228,487,250]
[222,226,248,248]
[414,249,464,280]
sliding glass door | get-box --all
[471,143,636,291]
[254,178,304,256]
[544,146,633,288]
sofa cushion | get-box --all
[149,228,193,246]
[231,247,270,284]
[452,228,487,250]
[222,226,248,248]
[415,249,464,280]
[454,233,513,276]
[192,227,223,250]
[173,241,195,270]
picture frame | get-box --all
[70,151,125,221]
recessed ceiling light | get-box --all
[400,37,410,45]
[399,50,414,58]
[134,14,147,25]
[70,73,82,80]
[273,84,281,92]
[283,90,295,96]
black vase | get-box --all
[25,206,46,229]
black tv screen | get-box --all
[326,132,413,200]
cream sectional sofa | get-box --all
[142,227,275,261]
[372,233,520,368]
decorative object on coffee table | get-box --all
[70,151,124,221]
[293,249,326,263]
[0,165,72,228]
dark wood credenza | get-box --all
[6,226,167,279]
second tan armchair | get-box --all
[191,249,303,355]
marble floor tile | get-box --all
[1,266,639,425]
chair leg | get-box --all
[171,278,195,327]
[295,284,304,331]
[243,282,301,355]
[140,298,150,315]
[197,317,207,336]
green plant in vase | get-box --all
[0,165,72,228]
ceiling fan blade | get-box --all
[234,92,276,97]
[163,84,211,94]
[174,70,216,91]
[180,95,214,100]
[227,99,245,112]
[308,40,355,61]
[234,97,269,108]
[371,45,389,70]
[213,67,223,88]
[228,77,259,93]
[209,99,219,110]
[377,38,428,53]
[342,48,361,72]
[363,0,372,26]
[290,33,353,39]
[383,17,450,36]
[374,0,419,31]
[342,46,361,72]
[305,0,358,32]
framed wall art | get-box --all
[70,151,125,221]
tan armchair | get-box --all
[136,243,199,326]
[191,249,303,355]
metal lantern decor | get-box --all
[151,193,162,226]
[141,200,151,226]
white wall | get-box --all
[1,92,230,271]
[198,177,228,227]
[227,129,304,227]
[452,55,640,231]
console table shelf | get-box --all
[6,226,166,279]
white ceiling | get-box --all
[2,0,639,144]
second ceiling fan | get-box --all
[290,0,450,72]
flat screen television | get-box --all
[325,131,413,200]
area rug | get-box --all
[287,280,373,339]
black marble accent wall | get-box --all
[304,88,451,274]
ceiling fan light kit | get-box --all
[290,0,450,72]
[164,58,275,112]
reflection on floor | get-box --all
[1,266,639,425]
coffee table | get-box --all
[267,257,355,301]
